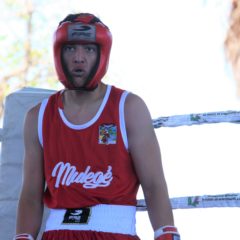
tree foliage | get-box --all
[225,0,240,96]
[0,0,59,117]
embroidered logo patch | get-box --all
[99,124,117,144]
[62,208,91,224]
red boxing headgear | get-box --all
[53,13,112,90]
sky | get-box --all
[1,0,240,239]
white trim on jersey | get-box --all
[119,91,129,150]
[58,85,112,130]
[38,98,49,147]
[38,85,130,150]
[44,204,137,236]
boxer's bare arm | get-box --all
[16,104,45,238]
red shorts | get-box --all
[42,230,140,240]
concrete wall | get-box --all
[0,87,55,240]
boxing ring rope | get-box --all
[152,110,240,128]
[137,110,240,211]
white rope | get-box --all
[153,110,240,128]
[137,193,240,210]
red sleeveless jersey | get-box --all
[38,85,140,209]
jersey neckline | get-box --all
[58,85,112,130]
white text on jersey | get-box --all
[52,162,113,189]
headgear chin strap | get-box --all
[53,13,112,90]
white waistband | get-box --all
[44,204,137,236]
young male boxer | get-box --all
[14,13,181,240]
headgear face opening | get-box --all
[53,13,112,90]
